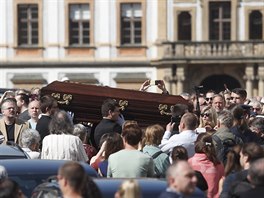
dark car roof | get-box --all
[0,159,98,197]
[32,178,167,198]
[0,145,28,159]
[95,178,167,198]
[0,159,98,177]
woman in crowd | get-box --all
[220,142,264,198]
[171,146,208,193]
[115,179,142,198]
[198,106,217,133]
[142,124,169,178]
[98,133,124,177]
[90,133,111,171]
[230,105,259,143]
[41,110,88,162]
[188,133,224,198]
[20,128,41,159]
[73,123,97,162]
[218,145,242,194]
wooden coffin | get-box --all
[40,81,188,128]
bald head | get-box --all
[166,161,197,195]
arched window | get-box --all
[249,11,263,40]
[178,12,191,41]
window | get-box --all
[17,4,38,46]
[121,3,142,45]
[178,12,191,41]
[209,2,231,41]
[69,4,90,46]
[249,11,263,40]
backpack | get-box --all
[212,135,240,165]
[148,151,164,178]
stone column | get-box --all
[258,64,264,97]
[176,65,185,94]
[244,64,254,98]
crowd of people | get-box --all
[0,80,264,197]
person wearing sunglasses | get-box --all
[205,90,216,106]
[198,106,217,133]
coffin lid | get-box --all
[40,81,189,128]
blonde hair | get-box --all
[143,124,164,146]
[199,106,217,128]
[116,179,141,198]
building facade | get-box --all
[0,0,263,97]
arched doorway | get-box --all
[200,75,241,93]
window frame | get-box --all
[209,1,231,41]
[120,3,142,46]
[117,0,146,47]
[14,0,43,48]
[65,0,94,48]
[17,4,39,46]
[69,3,90,46]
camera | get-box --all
[155,80,162,85]
[150,80,162,85]
[171,115,181,125]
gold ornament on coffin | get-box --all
[158,104,173,116]
[119,100,128,111]
[51,93,73,105]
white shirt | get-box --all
[159,130,198,157]
[41,134,88,162]
[22,147,40,159]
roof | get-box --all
[0,159,98,177]
[0,145,28,159]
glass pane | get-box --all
[32,22,38,29]
[19,12,27,19]
[19,22,28,29]
[19,38,28,45]
[250,11,263,40]
[83,37,90,44]
[134,21,141,28]
[32,38,38,44]
[19,31,27,38]
[81,4,90,19]
[135,37,141,43]
[70,37,79,45]
[133,3,142,17]
[83,22,89,29]
[70,21,79,29]
[121,4,132,17]
[70,4,81,20]
[223,22,230,40]
[121,3,141,17]
[122,37,131,44]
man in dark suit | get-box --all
[94,99,122,149]
[36,95,58,143]
[240,158,264,198]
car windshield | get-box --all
[9,174,52,197]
